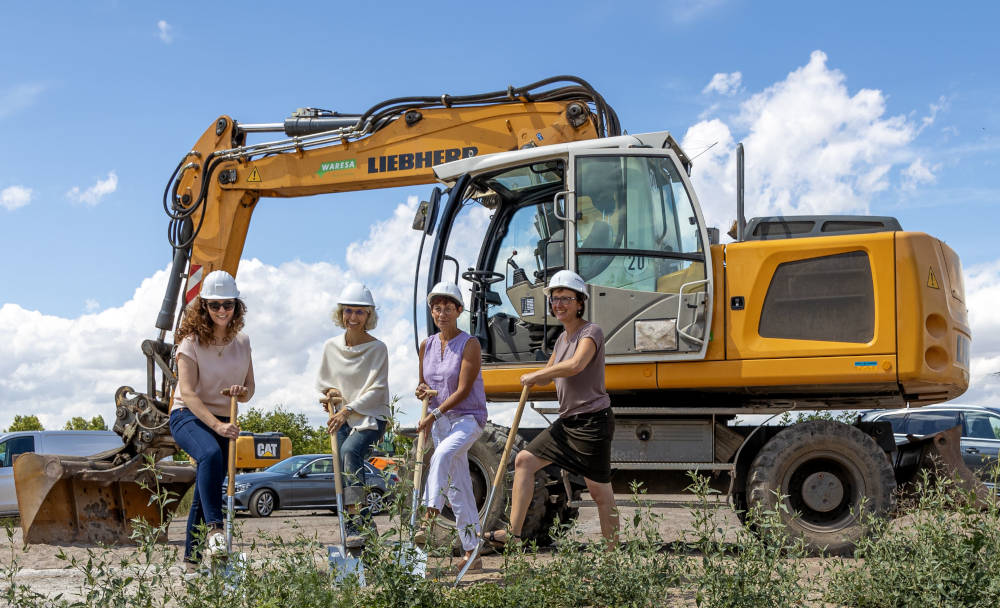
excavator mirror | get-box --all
[412,187,443,234]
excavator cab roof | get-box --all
[432,131,686,186]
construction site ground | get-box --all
[2,494,808,604]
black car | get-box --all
[224,453,398,517]
[861,404,1000,484]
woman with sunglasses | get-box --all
[487,270,618,548]
[315,283,390,548]
[169,270,255,569]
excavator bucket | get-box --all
[892,425,992,506]
[14,449,194,545]
[14,386,195,545]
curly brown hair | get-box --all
[174,296,247,346]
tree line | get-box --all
[5,405,400,456]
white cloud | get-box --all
[703,71,742,96]
[0,185,32,211]
[901,158,937,191]
[66,171,118,207]
[961,260,1000,405]
[683,50,923,232]
[0,83,44,119]
[157,20,173,44]
[84,299,99,313]
[667,0,725,23]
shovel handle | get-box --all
[220,390,238,498]
[327,397,346,496]
[412,390,438,490]
[490,385,530,491]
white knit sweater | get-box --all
[315,335,391,430]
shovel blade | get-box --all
[328,546,365,586]
[393,542,428,578]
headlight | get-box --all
[234,482,251,494]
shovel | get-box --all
[454,385,530,585]
[394,389,437,577]
[324,395,366,585]
[218,388,246,583]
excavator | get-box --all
[15,76,973,556]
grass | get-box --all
[5,461,1000,607]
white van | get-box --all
[0,430,123,515]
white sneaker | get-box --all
[207,531,227,555]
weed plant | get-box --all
[684,472,812,608]
[823,468,1000,608]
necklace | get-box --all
[213,337,230,357]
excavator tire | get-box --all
[423,421,552,552]
[747,420,895,556]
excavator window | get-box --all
[574,155,705,294]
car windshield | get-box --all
[264,455,313,474]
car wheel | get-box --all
[364,487,386,515]
[248,489,276,518]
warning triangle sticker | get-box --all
[927,267,940,289]
[263,450,273,457]
[247,166,262,183]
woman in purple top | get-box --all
[488,270,618,548]
[415,281,488,573]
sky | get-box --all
[1,1,999,432]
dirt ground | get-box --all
[1,495,743,603]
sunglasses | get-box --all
[205,300,236,311]
[342,307,369,316]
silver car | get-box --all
[224,453,398,518]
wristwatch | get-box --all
[431,408,443,420]
[343,405,354,414]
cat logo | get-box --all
[255,440,279,459]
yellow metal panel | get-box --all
[894,232,970,403]
[657,355,898,388]
[724,232,897,359]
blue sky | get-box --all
[2,1,999,429]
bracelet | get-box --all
[431,408,443,420]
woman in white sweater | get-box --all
[316,283,391,547]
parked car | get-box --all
[861,404,1000,483]
[0,430,123,515]
[225,453,399,518]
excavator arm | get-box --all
[15,76,620,545]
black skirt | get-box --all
[525,408,614,484]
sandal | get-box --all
[485,529,522,549]
[450,556,483,574]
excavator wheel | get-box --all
[747,420,895,556]
[422,421,553,553]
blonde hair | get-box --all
[331,304,378,330]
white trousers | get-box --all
[422,414,483,551]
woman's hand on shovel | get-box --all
[320,389,347,434]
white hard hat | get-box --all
[200,270,240,300]
[337,283,375,307]
[543,270,587,298]
[427,281,464,308]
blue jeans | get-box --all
[169,408,230,562]
[335,419,387,507]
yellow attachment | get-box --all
[234,433,292,469]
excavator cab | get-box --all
[424,132,714,373]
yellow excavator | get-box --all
[15,76,972,555]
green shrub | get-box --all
[823,469,1000,608]
[684,472,812,608]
